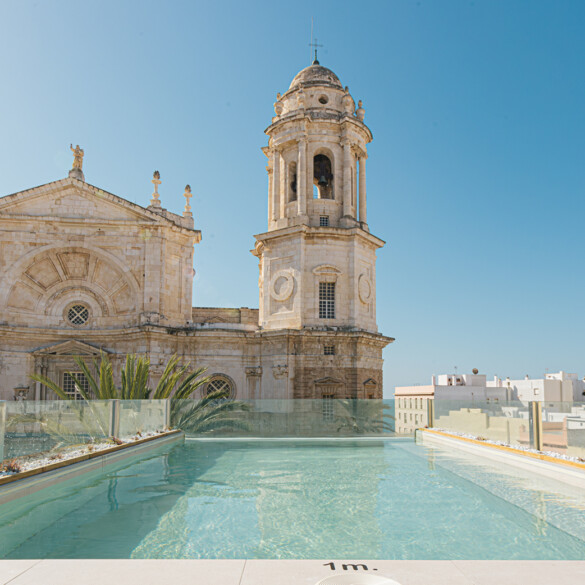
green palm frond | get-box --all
[171,389,251,434]
[335,400,395,434]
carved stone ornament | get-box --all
[274,96,284,116]
[246,366,262,378]
[270,269,295,302]
[358,273,372,304]
[272,365,289,379]
[70,144,84,169]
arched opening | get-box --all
[288,161,297,202]
[313,154,333,199]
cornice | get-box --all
[254,224,386,249]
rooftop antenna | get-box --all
[309,17,323,65]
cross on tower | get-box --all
[309,38,323,65]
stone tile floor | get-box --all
[2,560,585,585]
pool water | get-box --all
[1,439,585,559]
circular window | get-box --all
[318,95,329,105]
[204,375,236,399]
[67,304,89,326]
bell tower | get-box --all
[262,61,370,232]
[252,60,393,398]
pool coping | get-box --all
[417,428,585,487]
[420,428,585,471]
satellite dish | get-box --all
[315,574,402,585]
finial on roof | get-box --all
[183,184,193,218]
[150,170,162,207]
[309,37,323,65]
[68,144,85,181]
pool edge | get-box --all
[417,428,585,488]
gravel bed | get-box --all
[0,430,166,477]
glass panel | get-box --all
[1,400,167,464]
[172,399,397,438]
[3,400,112,460]
[542,402,585,459]
[118,400,167,438]
[433,400,533,449]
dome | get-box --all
[288,63,343,91]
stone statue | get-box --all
[70,144,84,169]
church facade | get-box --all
[0,62,393,402]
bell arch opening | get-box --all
[313,154,334,200]
[288,161,297,202]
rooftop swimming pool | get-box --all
[1,438,585,560]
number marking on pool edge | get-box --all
[323,562,378,571]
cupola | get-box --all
[263,62,372,231]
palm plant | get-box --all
[171,390,251,435]
[335,399,395,434]
[30,352,208,401]
[30,352,251,437]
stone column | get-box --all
[359,156,367,224]
[297,137,307,217]
[246,367,262,400]
[279,153,286,219]
[343,140,352,217]
[267,164,273,225]
[271,148,280,221]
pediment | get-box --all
[32,339,109,356]
[0,178,179,226]
[312,264,342,275]
[363,378,377,387]
[314,376,344,386]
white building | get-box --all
[394,370,585,434]
[394,370,508,433]
[488,371,585,403]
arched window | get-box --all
[203,374,236,399]
[313,154,333,199]
[288,161,297,202]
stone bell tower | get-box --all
[252,59,393,399]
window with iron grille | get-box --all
[319,215,329,227]
[322,393,335,421]
[63,372,89,400]
[204,375,235,399]
[318,282,335,319]
[67,304,89,326]
[324,344,335,355]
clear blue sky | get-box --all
[2,0,584,395]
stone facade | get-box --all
[0,61,393,401]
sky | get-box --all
[1,0,584,396]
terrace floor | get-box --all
[2,560,585,585]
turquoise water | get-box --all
[1,439,585,559]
